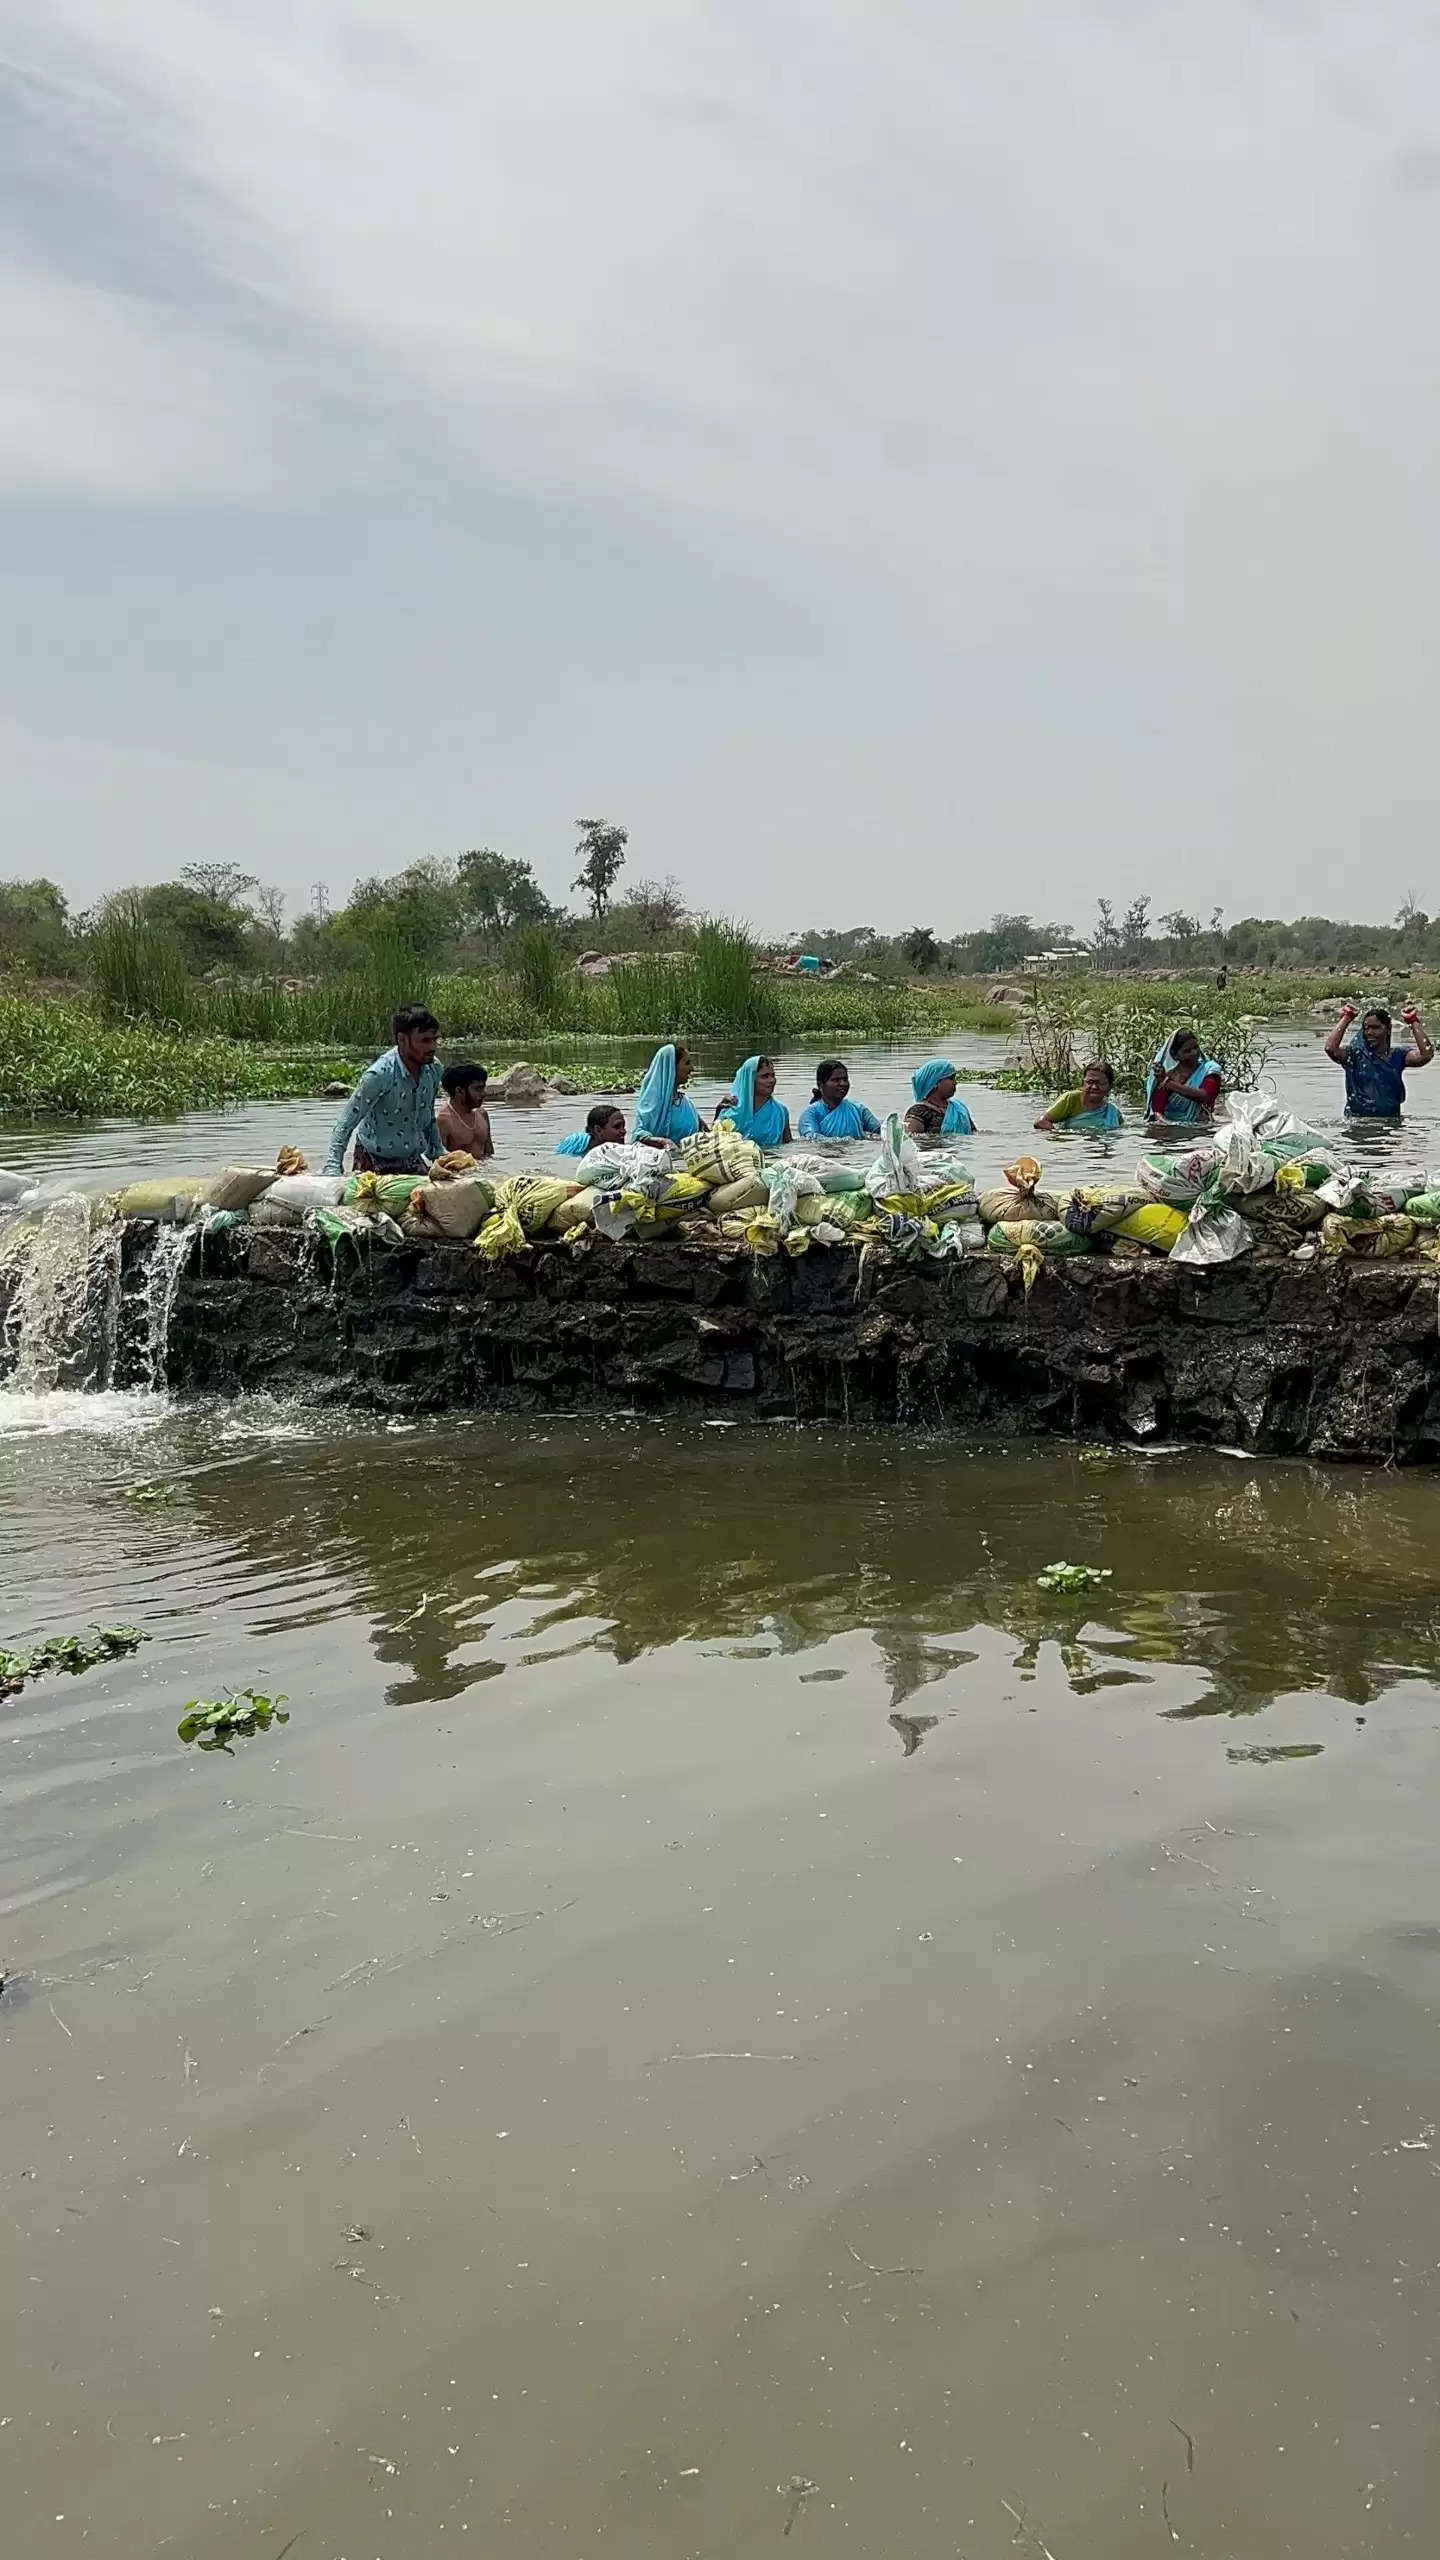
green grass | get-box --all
[0,995,360,1119]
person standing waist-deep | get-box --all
[323,1005,444,1175]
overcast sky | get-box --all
[3,1,1439,935]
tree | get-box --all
[181,862,258,906]
[1092,898,1121,961]
[572,817,628,920]
[456,848,554,941]
[1120,894,1151,961]
[341,858,462,963]
[136,882,252,971]
[903,925,941,974]
[0,876,73,976]
[1159,910,1200,957]
[625,875,687,939]
[253,885,287,939]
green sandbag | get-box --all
[1402,1189,1440,1226]
[987,1220,1092,1256]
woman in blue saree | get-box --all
[1145,1029,1221,1124]
[715,1055,791,1146]
[903,1059,975,1138]
[556,1104,628,1157]
[796,1059,881,1141]
[631,1042,702,1144]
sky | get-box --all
[4,1,1440,937]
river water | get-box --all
[5,1030,1440,2557]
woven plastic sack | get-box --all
[1402,1188,1440,1227]
[314,1205,404,1248]
[342,1171,421,1215]
[1110,1203,1187,1252]
[410,1174,496,1238]
[194,1166,275,1211]
[570,1140,673,1191]
[988,1218,1092,1293]
[978,1183,1059,1225]
[679,1127,761,1189]
[707,1173,769,1213]
[1065,1187,1147,1236]
[1170,1204,1253,1266]
[547,1194,597,1231]
[476,1175,577,1259]
[267,1173,347,1216]
[113,1179,204,1222]
[1320,1213,1417,1258]
[795,1191,861,1232]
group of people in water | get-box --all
[324,1000,1438,1178]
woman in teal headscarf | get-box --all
[631,1042,702,1144]
[1145,1028,1221,1124]
[714,1054,791,1146]
[556,1104,627,1157]
[903,1059,975,1138]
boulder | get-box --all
[323,1080,351,1098]
[986,984,1028,1005]
[550,1074,580,1095]
[491,1061,551,1105]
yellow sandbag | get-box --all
[628,1173,711,1226]
[1110,1203,1187,1252]
[679,1127,761,1189]
[1320,1214,1417,1259]
[795,1191,860,1231]
[475,1175,577,1259]
[412,1174,496,1239]
[113,1179,203,1222]
[707,1173,770,1213]
[195,1166,275,1211]
[547,1194,597,1231]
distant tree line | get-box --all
[4,846,1440,987]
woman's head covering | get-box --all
[633,1042,679,1141]
[911,1058,957,1103]
[717,1056,786,1145]
[1146,1032,1221,1120]
[554,1129,592,1157]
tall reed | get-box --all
[87,899,194,1029]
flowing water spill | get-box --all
[3,1034,1440,2556]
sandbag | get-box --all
[570,1141,673,1190]
[1065,1187,1147,1235]
[988,1218,1092,1293]
[1110,1203,1187,1252]
[476,1175,578,1260]
[1320,1213,1417,1258]
[547,1193,597,1230]
[266,1173,347,1214]
[342,1171,422,1215]
[1136,1146,1220,1206]
[978,1184,1059,1225]
[794,1191,861,1231]
[194,1166,276,1212]
[113,1179,204,1222]
[1170,1205,1253,1266]
[679,1126,762,1189]
[707,1173,770,1213]
[314,1204,405,1249]
[1402,1188,1440,1227]
[410,1174,496,1238]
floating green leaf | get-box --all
[0,1625,148,1694]
[178,1689,290,1753]
[1036,1562,1112,1593]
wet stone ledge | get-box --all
[96,1220,1440,1462]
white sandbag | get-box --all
[264,1173,347,1214]
[193,1166,276,1212]
[1171,1205,1254,1265]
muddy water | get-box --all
[5,1405,1440,2557]
[3,1023,1436,1194]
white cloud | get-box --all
[5,2,1440,914]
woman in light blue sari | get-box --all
[631,1042,702,1144]
[556,1104,627,1157]
[797,1058,881,1141]
[903,1059,975,1138]
[715,1054,791,1146]
[1145,1028,1221,1124]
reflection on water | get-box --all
[5,1405,1440,2555]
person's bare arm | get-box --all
[1403,1011,1434,1068]
[475,1106,494,1157]
[1324,1007,1356,1063]
[1033,1112,1057,1132]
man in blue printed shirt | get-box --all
[324,1005,444,1174]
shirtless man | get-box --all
[435,1061,494,1160]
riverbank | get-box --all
[64,1219,1440,1461]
